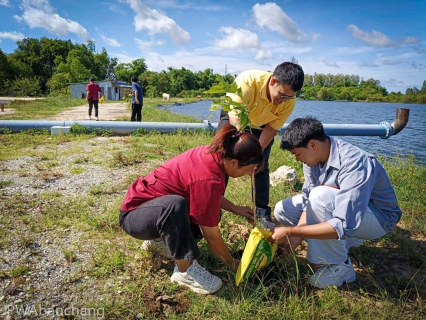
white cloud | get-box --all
[111,53,136,63]
[321,58,340,68]
[13,14,23,22]
[135,37,166,51]
[15,0,90,41]
[412,45,426,54]
[22,0,55,13]
[336,46,373,55]
[0,31,25,41]
[100,35,121,47]
[274,46,313,54]
[410,62,424,70]
[311,32,322,42]
[0,0,11,7]
[214,27,259,49]
[401,37,418,44]
[382,59,402,65]
[346,25,396,48]
[359,61,381,68]
[123,0,191,45]
[255,49,273,60]
[252,3,308,43]
[140,1,230,11]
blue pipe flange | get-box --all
[203,120,214,131]
[380,121,394,139]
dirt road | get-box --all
[0,97,131,121]
[49,102,131,121]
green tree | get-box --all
[10,77,41,96]
[420,80,426,92]
[115,58,148,82]
[0,49,13,94]
[47,73,71,95]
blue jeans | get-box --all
[274,186,386,265]
[218,110,274,218]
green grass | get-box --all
[0,97,85,120]
[0,97,425,319]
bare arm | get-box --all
[220,196,254,225]
[134,90,139,104]
[268,211,338,245]
[258,124,278,151]
[200,225,239,271]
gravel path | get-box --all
[48,102,131,121]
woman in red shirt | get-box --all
[120,124,264,294]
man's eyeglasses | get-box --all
[279,92,296,99]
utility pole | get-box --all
[225,64,227,76]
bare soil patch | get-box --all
[48,102,131,121]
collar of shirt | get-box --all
[259,74,272,102]
[318,136,341,184]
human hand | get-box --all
[233,205,255,226]
[230,258,240,271]
[267,226,301,247]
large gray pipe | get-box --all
[0,108,409,139]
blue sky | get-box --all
[0,0,425,93]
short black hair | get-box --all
[131,76,138,82]
[280,117,327,150]
[89,77,94,82]
[273,62,304,92]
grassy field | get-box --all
[0,97,425,319]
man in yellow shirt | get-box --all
[218,62,304,225]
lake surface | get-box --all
[161,100,426,163]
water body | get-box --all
[161,100,426,163]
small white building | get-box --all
[70,80,132,100]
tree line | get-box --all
[302,73,426,103]
[0,37,425,104]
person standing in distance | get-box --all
[131,76,143,122]
[86,77,104,121]
[218,62,304,226]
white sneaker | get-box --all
[310,258,356,289]
[87,115,91,120]
[96,117,99,121]
[170,260,223,294]
[141,240,172,259]
[346,238,363,250]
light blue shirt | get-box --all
[301,136,402,239]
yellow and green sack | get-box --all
[236,227,278,286]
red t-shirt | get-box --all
[120,146,225,227]
[86,82,102,100]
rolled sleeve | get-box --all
[327,218,345,239]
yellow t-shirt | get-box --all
[226,70,295,130]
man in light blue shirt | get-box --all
[269,117,402,288]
